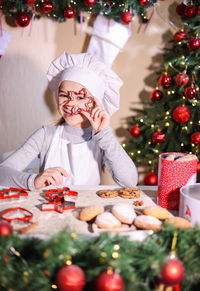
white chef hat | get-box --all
[46,52,123,115]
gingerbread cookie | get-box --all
[142,206,170,220]
[165,217,192,229]
[79,205,104,221]
[134,215,162,231]
[118,187,140,199]
[97,189,119,198]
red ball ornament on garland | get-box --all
[152,131,166,145]
[130,125,140,137]
[139,0,150,6]
[184,5,197,18]
[172,106,190,124]
[120,12,132,24]
[187,38,200,51]
[83,0,95,7]
[185,86,197,99]
[159,257,185,286]
[197,161,200,173]
[0,221,13,236]
[174,30,187,42]
[190,132,200,146]
[151,89,162,101]
[15,12,30,27]
[144,172,158,185]
[175,72,189,87]
[64,7,75,19]
[159,74,172,88]
[56,264,85,291]
[25,0,36,4]
[41,0,53,13]
[176,3,186,15]
[95,270,124,291]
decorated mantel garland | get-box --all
[0,0,158,28]
[0,222,200,291]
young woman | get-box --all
[0,52,138,189]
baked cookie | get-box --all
[118,187,140,199]
[97,190,119,198]
[165,217,192,229]
[79,205,104,221]
[142,206,170,220]
[95,212,121,229]
[134,215,162,231]
[111,203,136,224]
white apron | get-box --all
[44,125,102,185]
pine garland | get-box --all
[1,225,200,290]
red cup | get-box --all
[157,152,198,210]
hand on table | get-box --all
[81,97,110,133]
[34,167,67,189]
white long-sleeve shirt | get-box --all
[0,124,138,189]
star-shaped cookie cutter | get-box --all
[0,188,28,201]
[41,187,78,214]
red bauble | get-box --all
[41,0,53,13]
[176,3,186,15]
[152,131,166,145]
[144,172,158,185]
[139,0,150,6]
[0,221,13,236]
[184,5,197,18]
[64,7,75,19]
[159,257,185,286]
[187,38,200,51]
[185,86,197,99]
[15,12,30,27]
[172,106,190,124]
[174,30,187,42]
[95,270,124,291]
[83,0,95,7]
[190,132,200,146]
[175,73,189,87]
[159,75,172,88]
[25,0,36,4]
[130,125,140,137]
[197,161,200,173]
[151,89,162,101]
[120,12,132,24]
[56,264,85,291]
[198,6,200,15]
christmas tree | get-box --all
[125,1,200,185]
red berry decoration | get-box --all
[159,74,172,88]
[56,264,85,291]
[152,131,166,145]
[159,257,185,286]
[151,89,162,101]
[174,30,187,42]
[15,12,30,27]
[95,270,124,291]
[0,221,13,236]
[139,0,150,6]
[175,72,189,87]
[130,125,140,137]
[144,172,158,185]
[120,12,132,24]
[172,106,190,124]
[185,86,197,99]
[190,132,200,146]
[64,7,75,19]
[176,3,186,15]
[25,0,36,4]
[83,0,95,7]
[187,38,200,51]
[197,161,200,173]
[41,0,53,13]
[184,5,197,18]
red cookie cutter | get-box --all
[0,188,28,200]
[1,207,33,222]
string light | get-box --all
[140,119,144,122]
[190,121,193,124]
[148,141,151,144]
[112,252,119,259]
[166,111,170,115]
[151,124,155,128]
[122,143,126,148]
[113,244,120,250]
[137,150,141,154]
[130,152,134,156]
[51,284,57,289]
[181,143,184,146]
[148,160,152,164]
[165,122,170,127]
